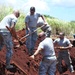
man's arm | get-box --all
[25,22,31,33]
[25,16,31,34]
[53,39,59,47]
[59,43,73,50]
[30,47,42,59]
[54,39,73,50]
[59,39,73,50]
[40,15,47,24]
[55,44,72,50]
[6,22,17,39]
[6,22,23,45]
[10,22,18,39]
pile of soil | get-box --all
[0,29,75,75]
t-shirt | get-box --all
[0,14,17,30]
[25,12,41,28]
[54,37,72,47]
[38,38,55,57]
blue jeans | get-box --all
[57,50,74,73]
[39,57,57,75]
[26,27,37,54]
[0,32,13,65]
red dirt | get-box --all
[0,29,75,75]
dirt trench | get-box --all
[0,29,75,75]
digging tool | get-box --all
[20,24,46,41]
[18,24,46,45]
[6,26,23,45]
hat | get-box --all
[30,7,35,11]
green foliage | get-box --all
[44,15,55,19]
[45,15,75,36]
[0,5,13,21]
[0,5,75,37]
[0,5,25,31]
[15,13,25,31]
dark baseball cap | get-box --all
[30,7,35,11]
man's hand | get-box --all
[6,26,12,33]
[55,46,65,50]
[28,28,31,35]
[30,55,35,59]
[44,22,48,25]
[28,29,31,35]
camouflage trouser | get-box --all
[0,32,13,65]
[39,56,57,75]
[26,27,37,55]
[57,50,74,73]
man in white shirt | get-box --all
[0,10,20,69]
[54,32,74,74]
[25,6,47,55]
[30,32,57,75]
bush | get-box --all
[0,6,75,37]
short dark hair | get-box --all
[59,32,65,36]
[38,32,45,38]
[30,6,35,11]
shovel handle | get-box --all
[20,25,45,41]
[6,26,23,45]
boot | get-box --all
[6,64,13,69]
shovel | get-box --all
[20,24,46,40]
[19,24,46,44]
[6,24,45,46]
